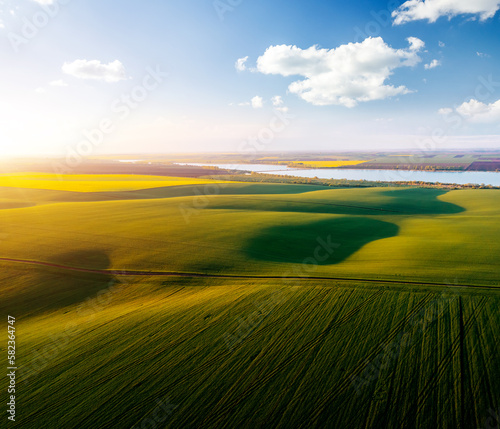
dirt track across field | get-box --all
[0,257,496,291]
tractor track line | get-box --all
[0,257,497,291]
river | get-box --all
[175,163,500,186]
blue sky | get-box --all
[0,0,499,156]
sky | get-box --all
[0,0,500,157]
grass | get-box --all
[2,184,497,284]
[244,217,399,264]
[3,272,499,429]
[0,176,499,428]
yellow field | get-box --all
[288,160,368,168]
[0,173,237,192]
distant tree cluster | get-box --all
[203,173,500,190]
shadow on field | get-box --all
[242,189,464,265]
[378,188,465,214]
[1,250,122,318]
[208,188,466,216]
[50,250,112,269]
[244,217,399,265]
[15,183,325,205]
[2,185,466,218]
[0,202,36,210]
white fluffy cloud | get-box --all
[407,36,425,51]
[49,79,68,87]
[456,99,500,122]
[272,95,283,106]
[271,95,289,112]
[235,56,248,71]
[438,107,453,115]
[255,37,424,108]
[62,59,127,82]
[393,0,500,25]
[440,99,500,123]
[251,96,264,109]
[424,59,441,69]
[235,95,288,111]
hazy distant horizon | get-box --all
[3,147,500,161]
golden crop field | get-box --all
[0,173,239,192]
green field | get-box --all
[1,175,499,428]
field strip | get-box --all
[0,257,497,290]
[304,293,436,427]
[60,290,335,429]
[397,297,488,428]
[199,290,386,427]
[200,289,345,424]
[219,195,407,213]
